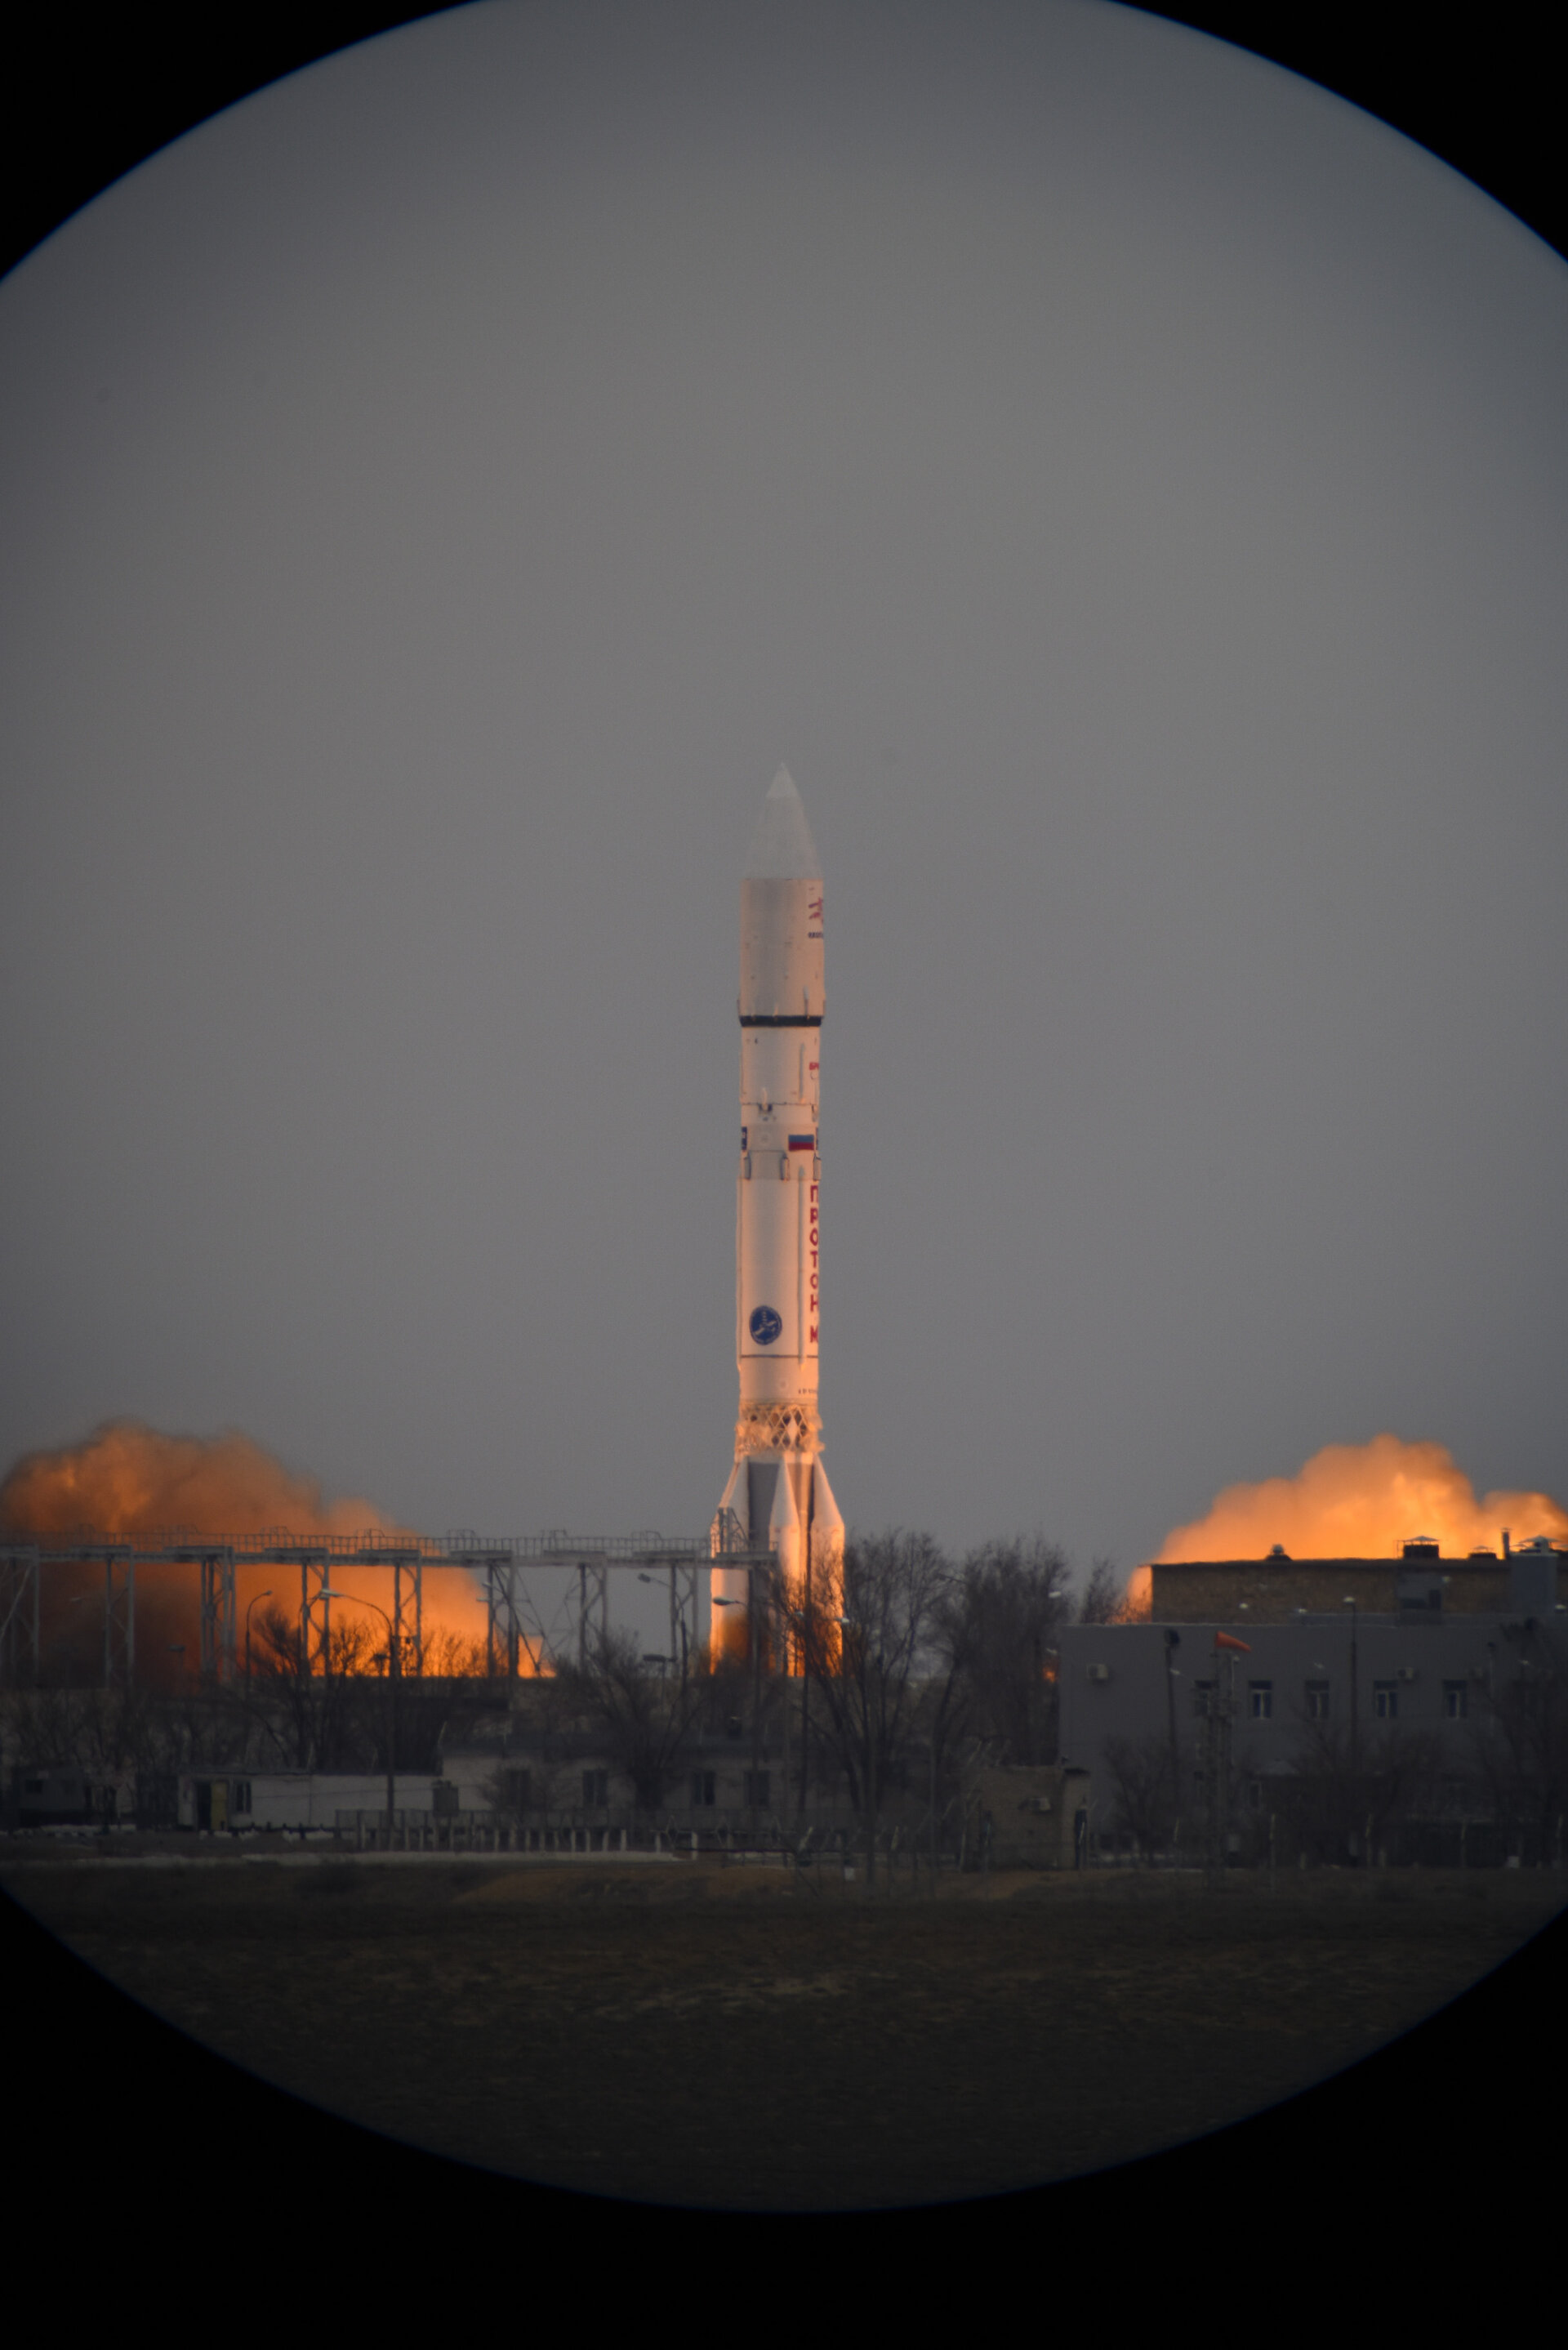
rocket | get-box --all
[712,767,844,1659]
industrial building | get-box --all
[1059,1539,1565,1865]
[1144,1533,1558,1624]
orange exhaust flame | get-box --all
[1154,1434,1568,1566]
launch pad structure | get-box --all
[1,773,845,1701]
[0,1527,778,1691]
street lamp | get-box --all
[766,1594,845,1817]
[245,1590,273,1689]
[300,1584,332,1679]
[835,1615,882,1898]
[1343,1594,1359,1787]
[714,1572,767,1805]
[321,1589,397,1841]
[1162,1628,1183,1826]
[639,1567,690,1677]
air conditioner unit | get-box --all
[1085,1662,1110,1684]
[1396,1666,1418,1683]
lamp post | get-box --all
[865,1637,884,1900]
[244,1590,273,1691]
[321,1589,397,1841]
[749,1566,763,1807]
[835,1614,879,1897]
[1163,1628,1182,1837]
[1342,1594,1362,1868]
[766,1590,813,1816]
[639,1569,690,1678]
[712,1564,765,1812]
[799,1535,813,1822]
[767,1591,817,1818]
[300,1585,331,1677]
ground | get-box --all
[2,1847,1562,2212]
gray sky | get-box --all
[3,0,1566,1616]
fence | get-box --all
[332,1806,962,1866]
[1089,1813,1567,1871]
[335,1810,649,1853]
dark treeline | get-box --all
[1,1605,492,1778]
[0,1537,1119,1800]
[531,1533,1121,1823]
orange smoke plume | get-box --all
[0,1420,492,1664]
[1155,1434,1568,1563]
[0,1418,394,1539]
[1120,1571,1152,1619]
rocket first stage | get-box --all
[712,768,844,1659]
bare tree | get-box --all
[1470,1621,1568,1859]
[1076,1557,1124,1624]
[371,1628,488,1774]
[1101,1731,1176,1857]
[552,1629,706,1809]
[803,1532,952,1840]
[245,1602,379,1769]
[935,1536,1071,1767]
[1284,1703,1442,1864]
[3,1685,164,1774]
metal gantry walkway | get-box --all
[0,1527,772,1688]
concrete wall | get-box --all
[234,1773,439,1830]
[439,1745,793,1817]
[1058,1614,1533,1805]
[969,1764,1090,1869]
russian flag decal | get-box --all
[787,1133,816,1151]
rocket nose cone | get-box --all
[746,765,821,878]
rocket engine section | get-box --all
[714,768,844,1662]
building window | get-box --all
[232,1781,251,1815]
[1374,1682,1397,1721]
[690,1770,716,1808]
[500,1768,531,1810]
[1247,1778,1264,1811]
[1249,1681,1273,1720]
[743,1770,769,1808]
[582,1768,609,1809]
[1305,1681,1330,1721]
[1442,1681,1468,1721]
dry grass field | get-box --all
[3,1852,1562,2212]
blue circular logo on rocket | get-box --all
[749,1304,783,1347]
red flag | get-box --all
[1214,1630,1252,1652]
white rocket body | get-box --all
[712,768,844,1657]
